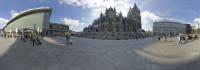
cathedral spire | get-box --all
[100,12,103,17]
[127,7,132,17]
[133,3,137,9]
[129,7,132,11]
[106,8,108,13]
[119,11,122,17]
[132,3,140,13]
[109,6,112,9]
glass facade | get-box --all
[4,8,51,33]
[49,23,69,36]
[2,7,73,37]
[153,21,186,35]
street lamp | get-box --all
[195,20,200,34]
[198,20,200,29]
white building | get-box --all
[194,18,200,29]
[194,22,200,29]
[153,21,186,35]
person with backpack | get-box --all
[32,31,41,46]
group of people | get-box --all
[0,30,42,46]
[178,34,199,44]
[19,31,42,46]
[157,33,174,42]
[1,30,72,46]
[157,33,199,44]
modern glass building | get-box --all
[49,23,69,36]
[153,21,187,35]
[3,7,52,36]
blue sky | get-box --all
[0,0,200,31]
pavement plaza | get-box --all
[0,37,200,70]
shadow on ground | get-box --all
[0,38,70,70]
[0,37,200,70]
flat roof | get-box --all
[49,23,69,26]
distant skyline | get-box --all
[0,0,200,31]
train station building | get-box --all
[2,7,69,37]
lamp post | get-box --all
[15,28,18,38]
[196,20,200,34]
[33,24,36,32]
[198,21,200,30]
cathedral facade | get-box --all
[84,4,141,33]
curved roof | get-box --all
[6,7,52,26]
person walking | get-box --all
[35,32,41,45]
[21,31,26,42]
[32,31,37,46]
[32,31,41,46]
[164,34,167,42]
[178,33,182,43]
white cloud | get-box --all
[194,18,200,29]
[194,18,200,23]
[10,10,20,18]
[141,11,162,31]
[57,0,170,31]
[58,0,133,18]
[0,17,9,25]
[0,10,20,29]
[62,17,85,31]
[58,0,135,31]
[0,17,9,29]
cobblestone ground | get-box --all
[0,37,200,70]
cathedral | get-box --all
[84,4,141,32]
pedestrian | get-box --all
[3,32,6,38]
[158,36,161,41]
[65,31,71,45]
[136,33,138,40]
[32,31,41,46]
[32,31,36,46]
[21,32,26,42]
[164,34,167,42]
[178,34,182,44]
[182,34,186,43]
[35,33,41,45]
[1,32,4,38]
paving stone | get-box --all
[0,37,200,70]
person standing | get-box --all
[178,33,183,44]
[158,35,161,41]
[65,31,71,45]
[0,30,2,38]
[32,31,37,46]
[135,33,138,40]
